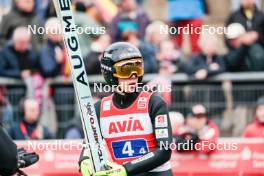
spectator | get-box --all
[64,116,84,139]
[185,34,225,80]
[156,40,185,74]
[44,0,57,20]
[39,17,69,78]
[0,87,13,129]
[231,0,262,11]
[84,34,111,75]
[108,0,150,42]
[39,18,66,136]
[0,27,42,99]
[0,0,43,51]
[174,104,219,153]
[74,1,103,57]
[243,96,264,137]
[86,2,108,25]
[8,98,53,140]
[122,30,158,73]
[0,27,38,78]
[225,23,264,71]
[145,21,169,52]
[167,0,206,54]
[169,111,185,136]
[147,40,184,108]
[35,0,56,25]
[226,0,264,46]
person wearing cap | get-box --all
[243,96,264,137]
[174,104,219,154]
[224,23,264,72]
[79,42,173,176]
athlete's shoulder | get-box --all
[149,92,167,106]
[147,92,169,118]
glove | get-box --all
[95,161,127,176]
[79,156,93,176]
[182,132,200,143]
[17,148,39,168]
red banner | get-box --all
[16,138,264,176]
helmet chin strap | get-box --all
[114,88,126,96]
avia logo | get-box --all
[109,117,144,134]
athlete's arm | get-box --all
[123,94,172,175]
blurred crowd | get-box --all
[0,0,264,149]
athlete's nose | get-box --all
[130,73,137,79]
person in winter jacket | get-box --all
[0,0,43,51]
[0,27,39,79]
[224,23,264,71]
[39,17,69,78]
[185,34,225,80]
[84,34,111,75]
[8,97,52,140]
[108,0,150,42]
[243,96,264,137]
[74,1,103,57]
[226,0,264,47]
[174,104,219,154]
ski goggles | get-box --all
[113,58,144,78]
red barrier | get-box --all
[16,140,81,176]
[16,138,264,176]
[171,138,264,176]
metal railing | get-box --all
[1,72,264,138]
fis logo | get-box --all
[109,117,144,134]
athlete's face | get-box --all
[118,75,138,93]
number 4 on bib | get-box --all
[112,139,149,159]
[122,141,135,156]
